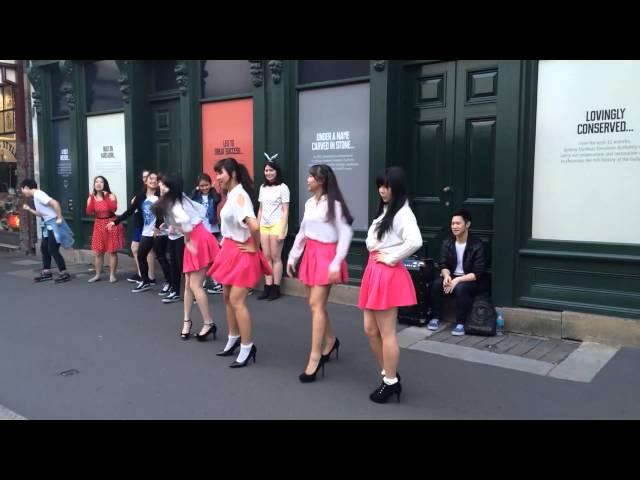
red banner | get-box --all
[201,99,254,188]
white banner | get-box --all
[298,83,370,231]
[87,113,127,214]
[532,60,640,244]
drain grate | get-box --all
[59,369,80,377]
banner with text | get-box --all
[52,119,72,213]
[298,83,370,231]
[532,60,640,244]
[87,113,127,214]
[201,99,254,193]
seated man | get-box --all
[427,209,487,336]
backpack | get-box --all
[465,293,497,336]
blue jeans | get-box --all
[430,275,477,325]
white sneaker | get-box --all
[451,324,465,336]
[427,318,440,331]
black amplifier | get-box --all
[397,256,435,326]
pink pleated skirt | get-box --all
[298,238,348,286]
[183,222,220,273]
[358,252,417,310]
[208,237,272,288]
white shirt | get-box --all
[259,183,290,226]
[169,196,206,235]
[220,184,256,242]
[288,195,353,273]
[365,202,423,266]
[141,195,159,237]
[454,242,466,275]
[33,190,57,222]
[197,193,220,233]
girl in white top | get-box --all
[208,157,271,368]
[287,164,354,383]
[359,167,423,404]
[154,174,220,341]
[257,158,290,301]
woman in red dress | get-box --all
[86,176,125,283]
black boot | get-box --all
[369,380,402,403]
[257,284,271,300]
[267,284,280,301]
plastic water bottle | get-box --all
[496,309,505,336]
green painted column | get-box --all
[27,64,52,194]
[176,60,199,188]
[59,60,84,242]
[250,60,267,186]
[492,60,525,307]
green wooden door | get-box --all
[402,60,498,264]
[149,99,181,175]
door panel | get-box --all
[403,60,497,267]
[149,100,181,175]
[405,61,455,259]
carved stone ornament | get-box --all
[27,67,43,116]
[115,60,130,103]
[268,60,283,84]
[174,62,189,95]
[59,60,76,110]
[249,60,264,87]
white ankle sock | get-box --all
[224,335,240,352]
[381,369,386,376]
[383,376,398,385]
[236,343,254,363]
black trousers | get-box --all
[138,235,171,284]
[167,237,184,294]
[431,275,477,325]
[41,231,66,271]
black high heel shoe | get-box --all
[195,322,217,341]
[321,337,340,363]
[180,320,192,340]
[299,357,326,383]
[216,336,242,356]
[229,344,257,368]
[369,380,402,403]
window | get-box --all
[85,60,123,112]
[0,85,15,133]
[298,60,370,84]
[201,60,252,98]
[152,60,178,92]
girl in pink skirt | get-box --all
[287,164,353,383]
[153,174,220,341]
[208,157,271,368]
[359,167,423,403]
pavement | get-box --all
[1,250,639,420]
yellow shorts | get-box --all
[260,219,288,237]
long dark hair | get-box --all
[139,169,151,194]
[262,160,283,187]
[214,157,258,214]
[308,164,354,225]
[152,173,183,219]
[93,175,112,197]
[374,166,409,241]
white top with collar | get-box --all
[220,184,256,242]
[365,201,423,266]
[288,194,353,273]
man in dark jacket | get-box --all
[427,209,487,336]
